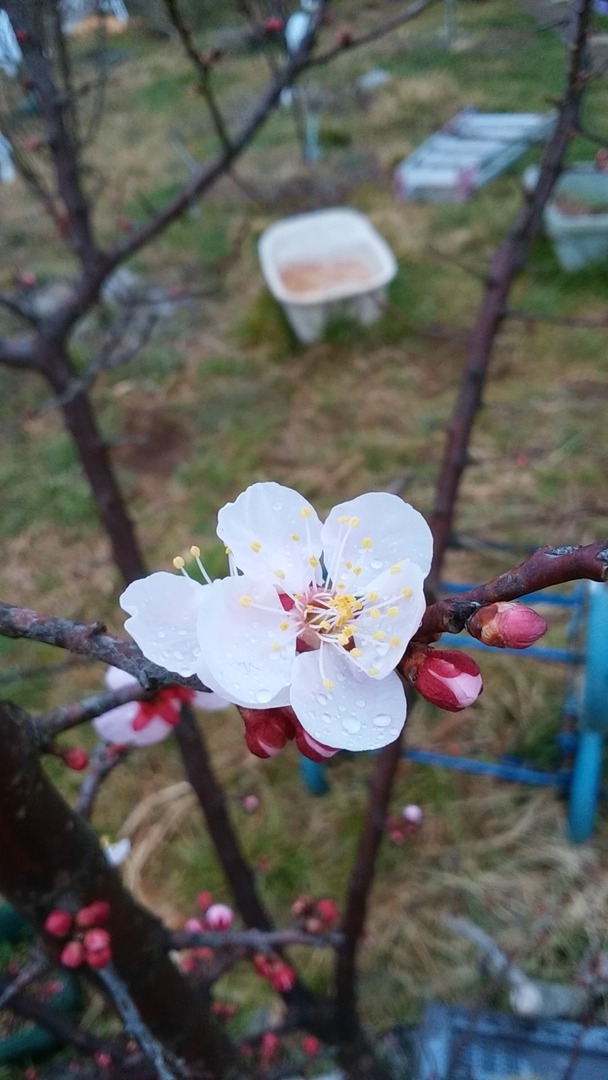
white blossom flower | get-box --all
[93,665,227,747]
[120,482,432,752]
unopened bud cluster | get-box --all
[252,953,296,993]
[239,705,337,762]
[180,891,235,974]
[291,894,338,935]
[44,900,112,969]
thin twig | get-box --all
[96,965,189,1080]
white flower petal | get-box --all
[196,575,295,708]
[290,648,406,751]
[351,560,427,678]
[120,572,205,677]
[104,665,138,692]
[193,690,231,712]
[93,704,172,747]
[322,492,433,590]
[217,482,323,591]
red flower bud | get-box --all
[302,1035,320,1056]
[467,602,547,650]
[407,647,482,712]
[75,904,100,929]
[314,897,338,927]
[87,948,112,969]
[44,909,73,938]
[197,891,213,913]
[260,1032,281,1063]
[239,706,294,758]
[94,1052,112,1069]
[60,940,84,968]
[252,954,273,979]
[62,747,89,771]
[15,29,28,42]
[293,721,339,763]
[269,962,295,992]
[87,900,111,925]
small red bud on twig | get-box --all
[60,940,84,968]
[62,747,89,771]
[404,646,483,712]
[44,909,73,938]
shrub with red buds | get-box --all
[467,602,547,650]
[406,647,482,712]
[44,909,73,938]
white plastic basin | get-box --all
[543,167,608,271]
[258,207,397,344]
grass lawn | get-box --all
[1,0,608,1060]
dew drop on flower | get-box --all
[255,689,273,704]
[157,630,166,639]
[355,698,366,708]
[370,559,383,570]
[316,694,329,706]
[342,717,361,735]
[321,713,331,723]
[372,713,392,727]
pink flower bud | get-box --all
[293,722,339,763]
[205,903,233,931]
[83,928,111,954]
[242,794,260,813]
[467,602,547,650]
[75,904,101,929]
[302,1035,320,1056]
[44,909,73,938]
[408,648,482,712]
[197,891,213,913]
[60,940,84,968]
[402,804,423,826]
[252,954,273,979]
[94,1052,112,1069]
[184,917,205,933]
[62,747,89,771]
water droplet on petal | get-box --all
[355,698,366,708]
[157,630,166,640]
[321,712,331,724]
[370,559,383,571]
[317,693,329,706]
[255,689,273,704]
[372,713,392,728]
[177,629,188,637]
[343,717,361,735]
[173,650,184,661]
[272,503,283,511]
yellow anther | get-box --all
[338,515,349,523]
[351,647,362,658]
[239,595,252,607]
[338,632,350,646]
[309,555,318,567]
[370,608,381,620]
[367,591,378,602]
[250,541,262,553]
[362,537,372,549]
[387,606,399,618]
[337,583,345,590]
[319,620,331,631]
[348,516,360,528]
[322,678,334,690]
[345,560,352,569]
[372,630,386,641]
[390,563,401,575]
[173,556,185,570]
[401,586,413,598]
[190,545,201,558]
[353,566,362,576]
[389,636,400,648]
[279,620,289,631]
[367,667,379,677]
[290,534,299,541]
[274,569,286,580]
[299,506,311,518]
[225,546,232,555]
[270,641,280,652]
